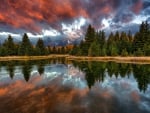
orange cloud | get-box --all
[0,0,88,32]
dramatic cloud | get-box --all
[0,0,88,32]
[0,0,149,41]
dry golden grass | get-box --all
[0,54,69,61]
[66,56,150,64]
[0,55,150,64]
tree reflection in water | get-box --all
[72,61,150,92]
[0,59,150,92]
[0,59,150,113]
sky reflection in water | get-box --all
[0,60,150,113]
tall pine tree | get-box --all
[36,38,46,55]
[18,33,33,56]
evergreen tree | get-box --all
[107,32,118,56]
[96,31,106,56]
[3,35,15,55]
[133,21,150,55]
[0,46,7,56]
[127,30,133,55]
[80,25,96,56]
[144,44,150,56]
[109,41,118,56]
[88,41,100,56]
[121,49,128,56]
[36,38,46,55]
[85,25,95,42]
[114,31,120,41]
[79,40,87,56]
[119,32,129,54]
[134,48,144,56]
[96,31,105,47]
[18,33,33,56]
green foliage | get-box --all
[121,49,128,56]
[133,21,150,55]
[100,45,107,56]
[79,40,89,56]
[134,48,144,56]
[88,41,100,56]
[85,25,95,42]
[18,33,33,56]
[110,46,118,56]
[0,35,16,56]
[0,47,7,56]
[3,35,15,55]
[79,25,96,56]
[35,38,46,55]
[119,32,129,54]
[144,45,150,56]
[70,45,82,56]
[107,41,118,56]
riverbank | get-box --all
[0,55,68,61]
[67,56,150,64]
[0,55,150,64]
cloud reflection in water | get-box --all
[0,62,149,113]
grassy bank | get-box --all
[0,55,69,61]
[67,56,150,64]
[0,55,150,64]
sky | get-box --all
[0,0,150,42]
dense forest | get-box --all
[71,21,150,56]
[0,33,72,56]
[0,21,150,56]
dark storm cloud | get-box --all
[142,0,150,15]
[103,23,140,37]
[0,0,147,33]
[143,0,150,9]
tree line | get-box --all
[70,21,150,56]
[0,21,149,56]
[0,33,72,56]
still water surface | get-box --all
[0,58,150,113]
